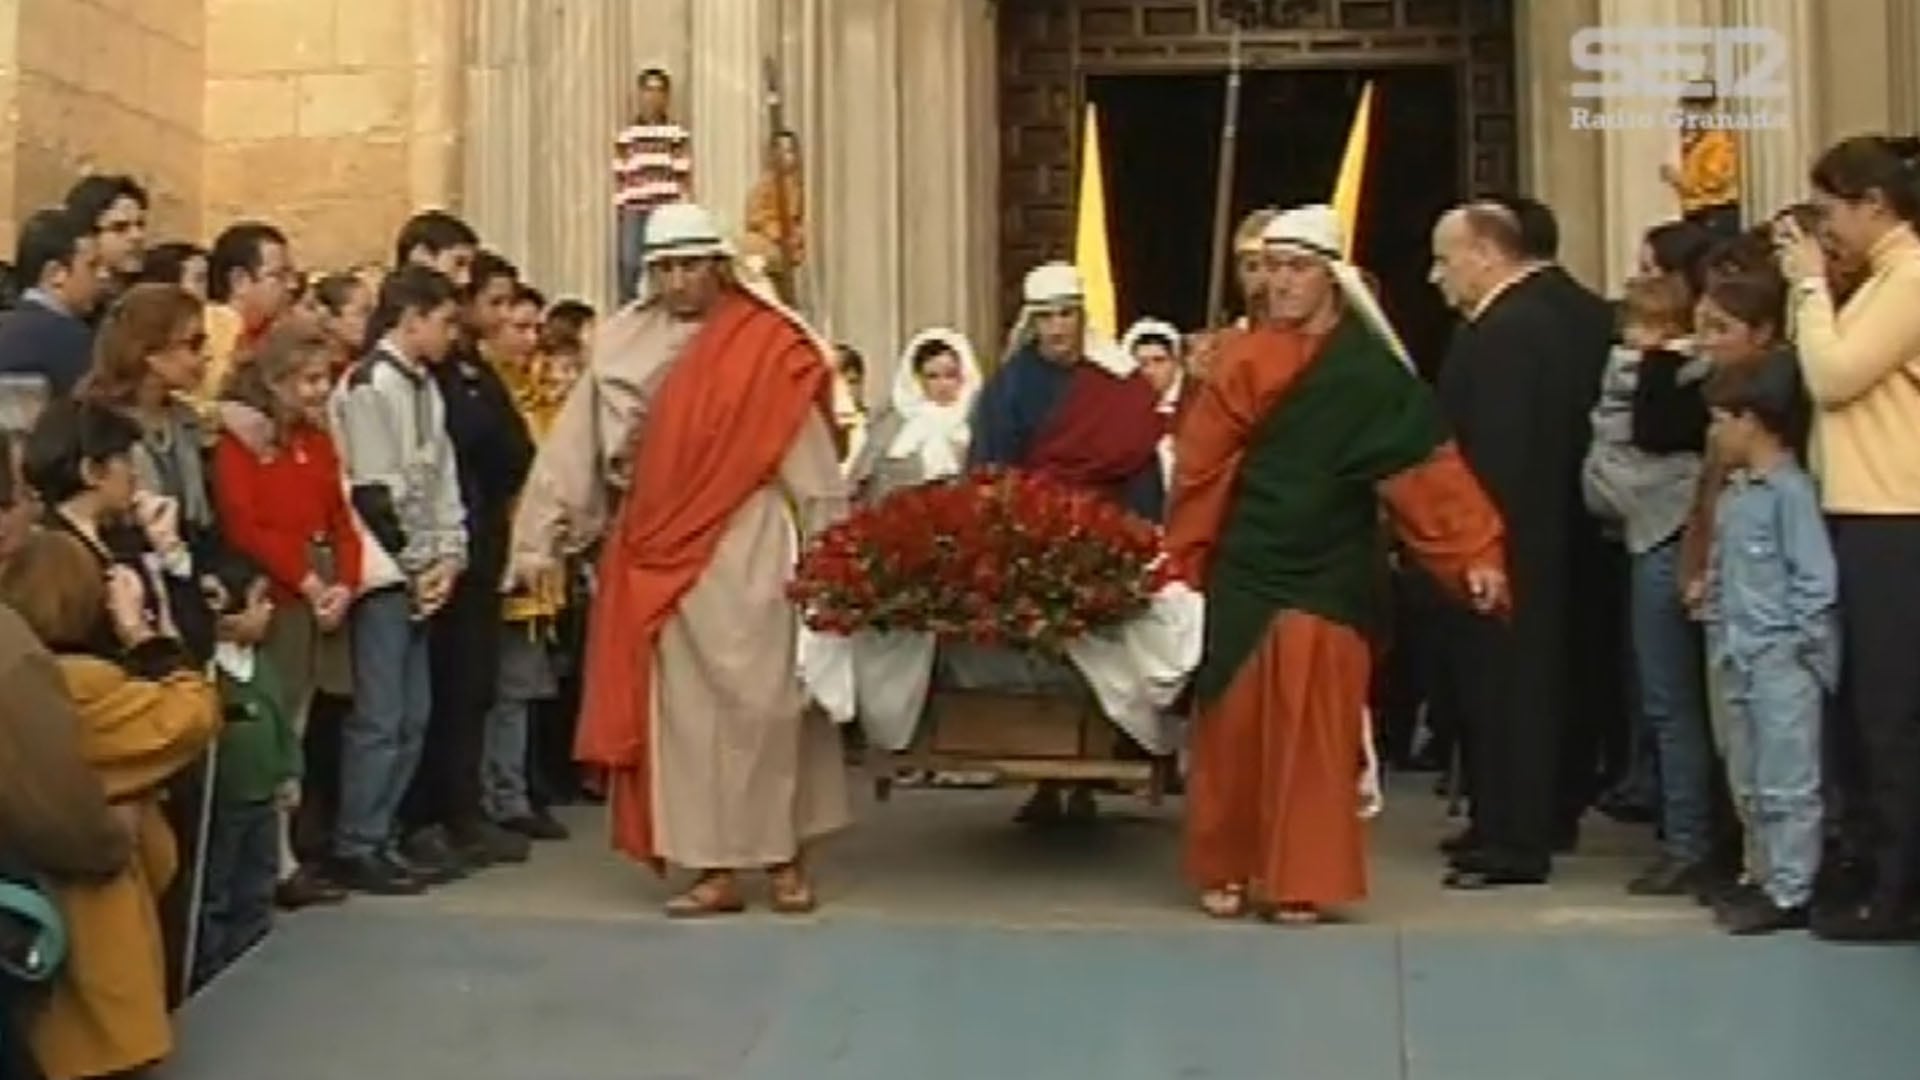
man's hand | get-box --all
[1464,565,1509,616]
[503,551,557,595]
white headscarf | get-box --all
[1002,261,1136,377]
[1121,317,1184,412]
[1261,204,1414,371]
[886,328,981,482]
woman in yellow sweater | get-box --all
[1777,134,1920,942]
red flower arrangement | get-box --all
[790,468,1164,652]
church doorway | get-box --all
[997,0,1518,374]
[1085,65,1461,373]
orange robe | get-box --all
[1169,324,1505,908]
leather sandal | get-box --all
[664,873,745,918]
[1199,884,1249,919]
[768,864,819,915]
[1265,902,1324,926]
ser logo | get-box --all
[1569,26,1790,100]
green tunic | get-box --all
[1193,316,1448,703]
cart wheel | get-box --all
[873,774,894,802]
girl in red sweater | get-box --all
[211,321,364,907]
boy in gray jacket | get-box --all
[325,265,468,895]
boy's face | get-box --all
[1708,406,1763,467]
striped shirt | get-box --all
[614,122,693,210]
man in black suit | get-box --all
[1428,201,1596,888]
[0,209,106,397]
[1482,194,1625,851]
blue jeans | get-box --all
[196,796,277,984]
[616,205,650,305]
[1632,540,1711,862]
[1721,645,1824,907]
[336,588,432,859]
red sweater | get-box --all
[212,421,365,601]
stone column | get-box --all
[1515,0,1605,288]
[687,0,776,240]
[1593,0,1716,292]
[817,0,904,382]
[1721,0,1819,220]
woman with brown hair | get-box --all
[75,284,214,554]
[0,528,218,1080]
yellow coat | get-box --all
[28,654,219,1080]
[491,351,570,625]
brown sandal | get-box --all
[664,872,745,918]
[1199,884,1249,919]
[1264,902,1325,926]
[768,864,818,915]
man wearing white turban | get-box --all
[971,261,1166,521]
[509,202,850,916]
[1168,203,1510,923]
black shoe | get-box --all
[1626,856,1707,897]
[330,854,426,896]
[1694,872,1745,909]
[453,820,532,864]
[503,811,571,842]
[1595,793,1656,825]
[1712,880,1766,910]
[1443,850,1549,890]
[274,865,350,910]
[1721,892,1809,936]
[1064,785,1099,824]
[398,828,470,883]
[1438,828,1479,857]
[1811,902,1920,943]
[1442,865,1549,890]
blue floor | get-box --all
[165,909,1920,1080]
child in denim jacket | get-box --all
[1702,352,1837,934]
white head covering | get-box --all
[1003,261,1135,377]
[885,328,982,481]
[1262,203,1414,371]
[1121,317,1184,412]
[642,202,734,263]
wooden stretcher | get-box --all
[869,682,1173,804]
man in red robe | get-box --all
[509,203,849,916]
[968,261,1167,824]
[1169,204,1510,923]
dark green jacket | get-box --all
[214,660,300,804]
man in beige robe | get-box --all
[509,202,849,916]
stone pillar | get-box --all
[1814,0,1891,146]
[1592,0,1715,292]
[1721,0,1819,220]
[1515,0,1605,288]
[687,0,776,241]
[817,0,904,378]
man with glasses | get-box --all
[0,208,107,397]
[201,221,296,402]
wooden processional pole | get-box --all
[1203,17,1245,328]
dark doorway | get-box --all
[1086,65,1461,375]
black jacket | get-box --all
[432,348,534,585]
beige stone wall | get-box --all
[202,0,463,272]
[0,0,204,252]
